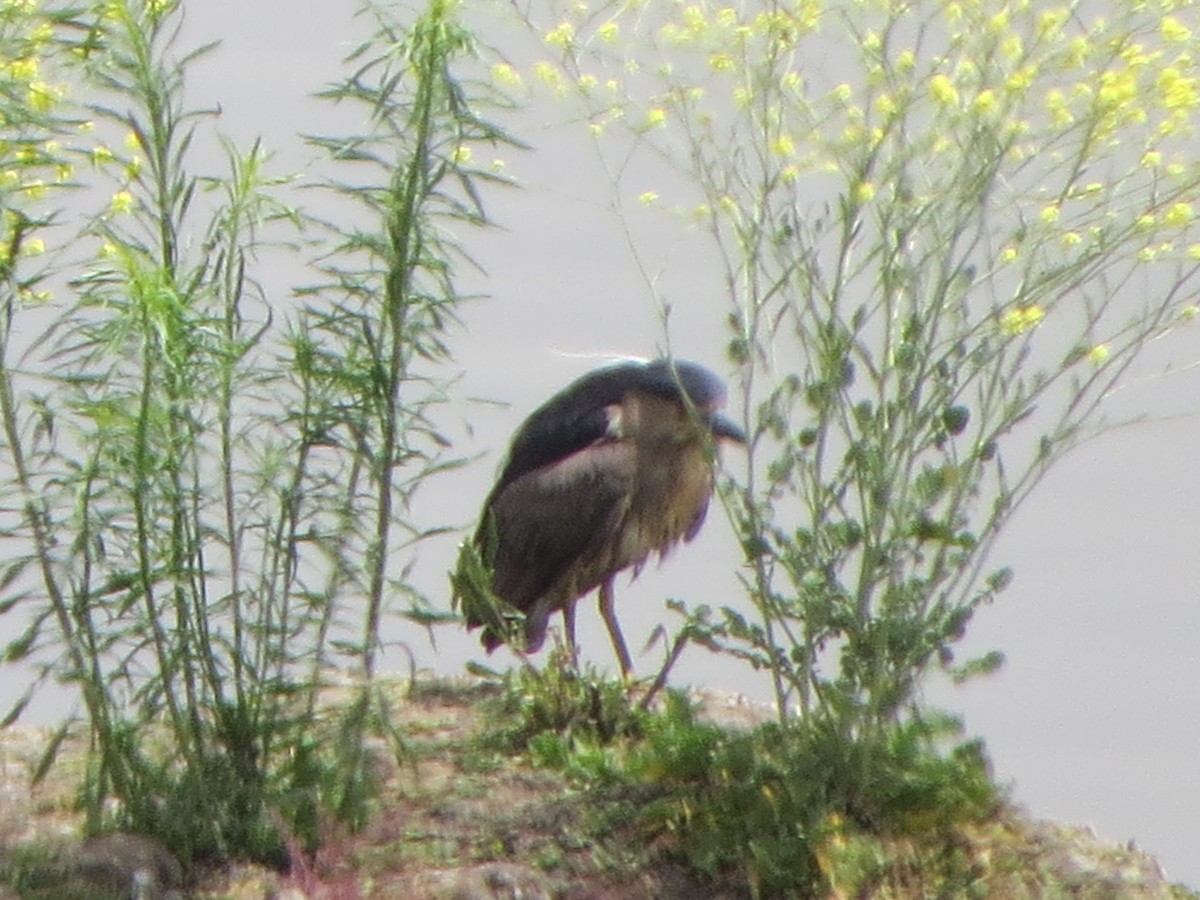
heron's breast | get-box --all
[613,441,714,567]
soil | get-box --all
[0,676,1195,899]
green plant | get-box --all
[507,0,1200,748]
[709,716,991,896]
[0,0,515,871]
[486,669,997,896]
[481,0,1200,890]
[483,647,647,754]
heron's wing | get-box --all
[495,363,646,489]
[483,441,634,614]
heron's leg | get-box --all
[562,602,579,667]
[598,577,633,676]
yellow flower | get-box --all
[1000,34,1023,60]
[1087,344,1110,366]
[544,21,574,49]
[9,58,38,82]
[1001,305,1046,336]
[19,288,51,305]
[1061,231,1082,247]
[1164,203,1194,229]
[27,82,59,113]
[1065,37,1090,69]
[1040,204,1060,224]
[929,73,959,106]
[451,145,471,165]
[21,237,45,256]
[92,145,115,166]
[123,130,141,152]
[770,134,795,157]
[598,21,619,43]
[1188,244,1200,260]
[644,107,667,128]
[532,61,562,90]
[1000,246,1018,263]
[1158,67,1198,110]
[29,22,53,45]
[638,190,659,205]
[491,63,522,88]
[682,4,707,35]
[973,89,997,115]
[1162,17,1192,43]
[709,53,735,72]
[1005,65,1037,94]
[110,190,135,215]
[853,181,876,204]
[1141,149,1162,168]
[1038,9,1067,40]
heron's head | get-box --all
[635,359,747,446]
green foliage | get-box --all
[512,0,1200,736]
[0,0,511,873]
[299,0,523,679]
[489,671,999,897]
[469,5,1200,885]
[450,529,530,653]
[485,648,648,756]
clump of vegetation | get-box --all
[486,669,998,896]
[0,0,515,873]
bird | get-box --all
[453,358,745,675]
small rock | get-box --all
[71,832,183,899]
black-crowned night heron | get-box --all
[454,358,744,674]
